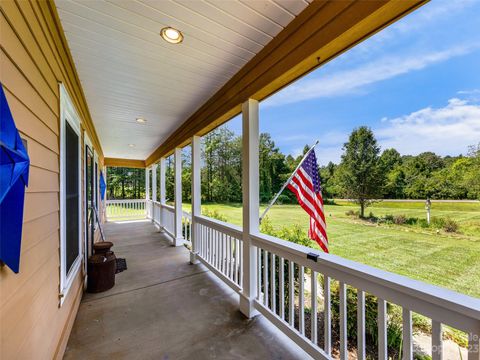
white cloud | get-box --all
[376,98,480,156]
[307,97,480,165]
[265,45,478,107]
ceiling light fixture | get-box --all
[136,117,147,124]
[160,27,183,44]
[128,144,135,148]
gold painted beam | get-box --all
[104,158,146,169]
[145,0,427,166]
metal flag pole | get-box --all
[259,140,319,223]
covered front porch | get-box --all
[64,220,307,359]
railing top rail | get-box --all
[161,204,175,212]
[251,231,480,331]
[194,214,243,239]
[106,199,146,203]
[182,210,191,219]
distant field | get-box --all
[183,200,480,298]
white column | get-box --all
[173,147,184,246]
[239,99,259,318]
[152,164,158,202]
[159,157,166,232]
[145,167,150,201]
[190,136,201,264]
[159,158,166,204]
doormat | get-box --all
[116,258,127,274]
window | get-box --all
[59,84,82,305]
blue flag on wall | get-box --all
[0,84,30,273]
[100,171,106,200]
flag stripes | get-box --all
[287,150,328,253]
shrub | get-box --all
[393,214,407,225]
[431,217,445,229]
[345,209,358,217]
[330,283,403,357]
[202,208,228,222]
[443,218,459,233]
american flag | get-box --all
[287,150,329,253]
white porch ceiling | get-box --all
[55,0,312,159]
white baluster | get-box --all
[271,253,276,314]
[279,257,285,320]
[357,290,366,360]
[311,270,317,344]
[403,308,413,360]
[432,321,443,360]
[324,276,331,356]
[299,266,305,335]
[378,298,388,360]
[289,261,295,327]
[339,282,347,360]
[263,250,268,307]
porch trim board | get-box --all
[145,0,427,165]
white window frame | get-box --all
[83,131,94,274]
[94,152,99,230]
[59,83,83,306]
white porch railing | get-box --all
[141,99,479,360]
[182,211,192,244]
[105,199,146,220]
[150,201,175,237]
[195,215,243,291]
[187,216,480,360]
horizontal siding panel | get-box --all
[20,274,82,360]
[20,132,59,172]
[4,87,59,149]
[26,165,59,193]
[0,49,58,133]
[22,212,59,253]
[0,255,59,358]
[23,192,59,223]
[15,0,65,82]
[0,11,58,109]
[0,231,58,307]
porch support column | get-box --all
[145,167,150,201]
[152,164,158,202]
[159,157,166,231]
[240,98,259,318]
[173,147,184,246]
[190,135,201,264]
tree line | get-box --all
[107,125,480,216]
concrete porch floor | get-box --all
[64,220,310,359]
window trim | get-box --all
[59,83,82,306]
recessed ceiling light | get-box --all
[136,117,147,124]
[128,144,135,148]
[160,27,183,44]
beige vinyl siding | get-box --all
[0,1,104,359]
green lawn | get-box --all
[184,201,480,298]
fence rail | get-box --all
[195,215,243,292]
[106,199,146,220]
[143,199,480,360]
[250,232,480,360]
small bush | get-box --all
[345,209,358,217]
[443,218,459,233]
[202,208,228,222]
[431,217,445,229]
[323,198,337,205]
[330,283,403,357]
[393,214,407,225]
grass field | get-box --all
[183,200,480,298]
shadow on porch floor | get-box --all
[64,220,310,359]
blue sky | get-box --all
[226,0,480,165]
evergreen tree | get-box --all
[338,127,384,217]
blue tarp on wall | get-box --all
[0,83,30,273]
[100,171,106,200]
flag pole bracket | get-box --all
[307,253,319,262]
